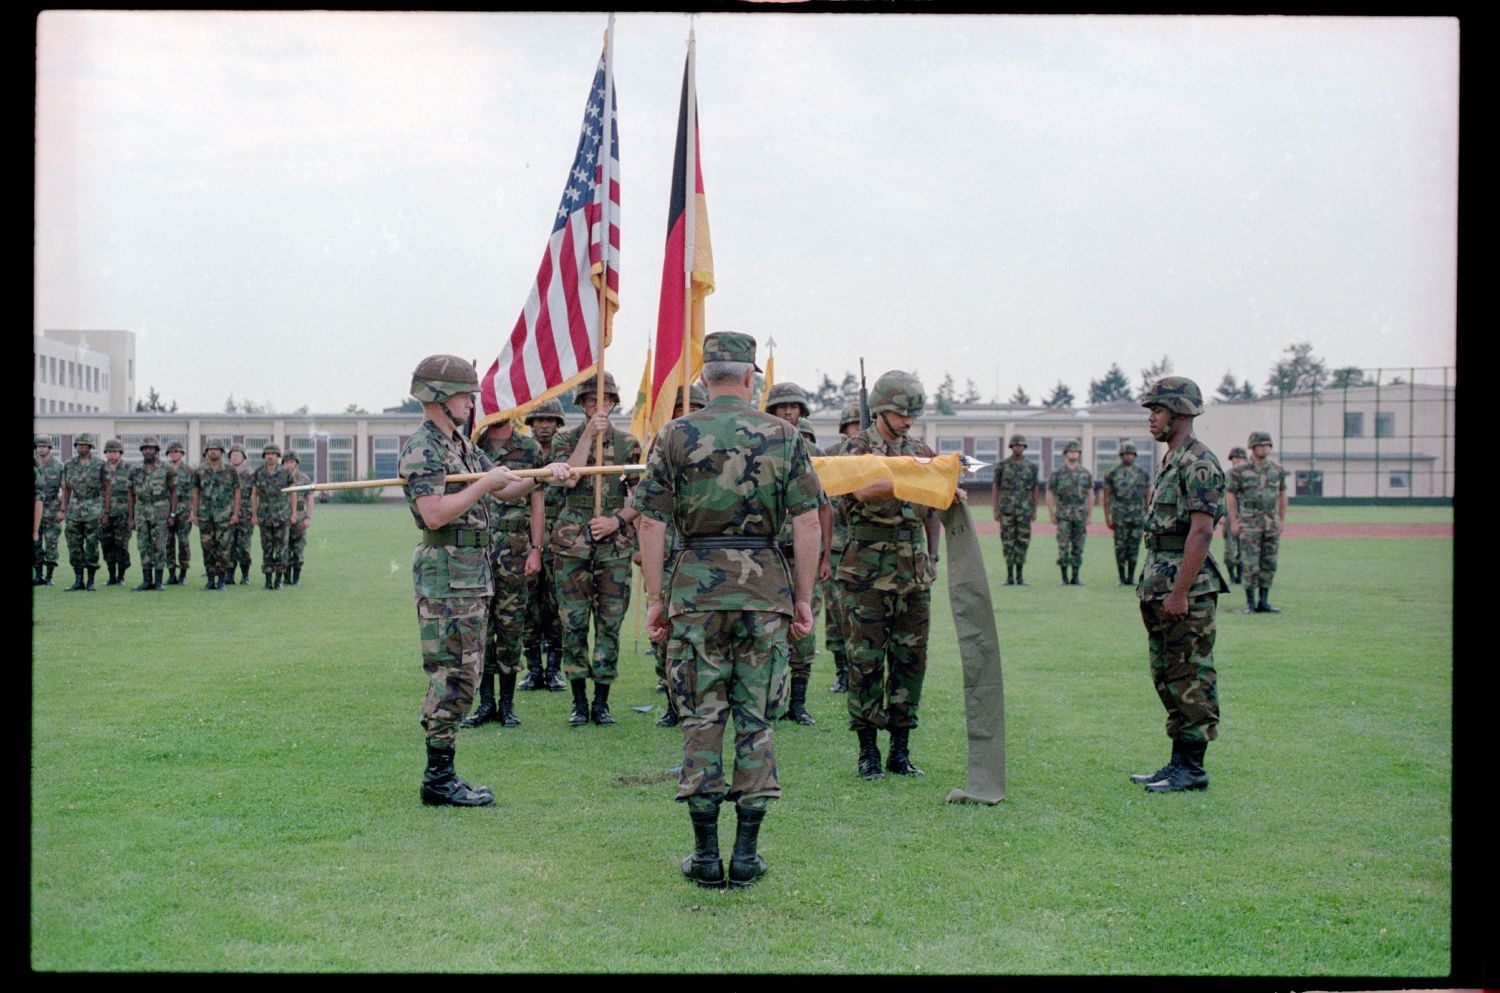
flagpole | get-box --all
[593,13,617,517]
[678,26,697,420]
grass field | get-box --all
[31,504,1454,974]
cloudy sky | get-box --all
[34,12,1458,414]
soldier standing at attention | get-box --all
[635,332,821,888]
[1102,442,1150,586]
[991,434,1039,586]
[520,399,569,692]
[649,382,707,729]
[164,440,194,585]
[1131,377,1228,792]
[823,403,863,693]
[228,443,256,585]
[1048,439,1093,586]
[1220,447,1247,585]
[99,439,134,586]
[840,371,957,780]
[551,373,642,727]
[461,416,544,730]
[191,438,242,590]
[127,436,176,591]
[765,382,833,726]
[250,443,294,590]
[58,433,110,591]
[34,435,65,586]
[1226,432,1287,614]
[283,450,312,586]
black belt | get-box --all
[679,535,778,550]
[1145,533,1187,551]
[565,494,624,510]
[491,517,531,533]
[848,524,918,543]
[421,527,492,548]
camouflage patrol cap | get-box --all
[765,382,811,417]
[690,383,708,409]
[1119,442,1137,456]
[869,370,925,417]
[262,442,281,457]
[74,433,96,448]
[1063,439,1082,453]
[798,422,817,444]
[1248,431,1274,448]
[139,435,161,451]
[701,332,762,372]
[574,372,621,405]
[1007,434,1028,448]
[104,438,125,453]
[165,440,186,454]
[1228,446,1248,459]
[524,398,566,426]
[34,434,52,447]
[1139,376,1204,416]
[839,403,861,429]
[202,437,226,455]
[410,354,479,404]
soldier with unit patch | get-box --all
[127,436,177,591]
[191,438,242,590]
[99,438,134,585]
[1103,442,1150,586]
[57,433,111,590]
[249,443,294,590]
[520,399,569,692]
[34,435,65,585]
[228,443,256,584]
[648,382,707,729]
[822,402,863,692]
[991,434,1040,586]
[164,440,194,585]
[283,450,313,586]
[1048,439,1093,585]
[1226,431,1287,614]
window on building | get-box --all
[49,356,57,384]
[327,435,354,483]
[1375,412,1395,438]
[103,373,109,391]
[1295,470,1324,497]
[1389,470,1410,489]
[973,436,999,465]
[373,436,401,478]
[1094,438,1118,477]
[1344,413,1364,438]
[288,436,317,480]
[938,437,964,455]
[244,436,272,459]
[118,436,150,465]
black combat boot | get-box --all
[274,571,284,590]
[656,695,680,728]
[264,573,275,590]
[45,564,57,585]
[590,682,616,726]
[205,571,218,590]
[1015,562,1026,586]
[1129,739,1182,784]
[885,727,925,776]
[681,804,725,888]
[1256,588,1280,613]
[567,679,590,726]
[132,569,155,591]
[1126,559,1137,585]
[783,675,816,725]
[517,647,543,691]
[1241,588,1257,614]
[420,741,494,807]
[497,671,521,728]
[656,678,668,694]
[1069,565,1083,586]
[104,563,116,585]
[32,564,43,586]
[461,674,497,728]
[85,567,98,590]
[240,563,251,584]
[1060,565,1070,586]
[1117,564,1128,585]
[856,727,884,780]
[290,565,301,586]
[153,567,165,591]
[166,567,179,586]
[545,652,566,691]
[829,653,848,693]
[727,804,769,888]
[66,570,85,591]
[1005,562,1015,586]
[1145,739,1208,792]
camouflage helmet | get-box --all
[34,434,53,447]
[74,432,96,448]
[524,398,567,427]
[869,370,925,417]
[1248,430,1274,448]
[104,437,125,453]
[1228,446,1248,460]
[573,372,621,405]
[201,437,227,455]
[690,383,709,410]
[165,440,186,454]
[229,442,247,457]
[139,435,161,451]
[765,382,811,417]
[410,354,479,404]
[1119,442,1137,456]
[798,421,817,444]
[839,403,861,430]
[281,448,299,463]
[261,442,281,457]
[1007,434,1028,448]
[1062,439,1082,454]
[1139,376,1204,416]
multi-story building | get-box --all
[33,329,136,415]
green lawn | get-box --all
[31,504,1453,974]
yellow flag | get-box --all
[630,348,653,448]
[811,453,963,510]
[760,353,776,411]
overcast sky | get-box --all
[34,12,1458,414]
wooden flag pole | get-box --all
[593,15,616,518]
[284,463,646,494]
[678,26,697,420]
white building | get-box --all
[34,329,136,414]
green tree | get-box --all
[1042,382,1075,409]
[1215,373,1257,402]
[961,379,982,404]
[135,386,178,413]
[385,398,423,414]
[1137,355,1174,399]
[1328,366,1367,389]
[344,403,368,414]
[1264,342,1328,396]
[935,373,957,414]
[1009,385,1031,406]
[1087,363,1132,404]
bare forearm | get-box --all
[792,511,819,603]
[637,516,666,595]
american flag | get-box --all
[476,45,619,433]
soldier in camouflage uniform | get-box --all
[1227,431,1288,614]
[551,372,642,727]
[99,438,133,585]
[822,403,863,692]
[1220,446,1247,584]
[283,450,313,586]
[840,371,956,780]
[1047,439,1093,586]
[520,399,569,692]
[164,440,194,585]
[34,435,64,585]
[635,332,822,889]
[765,382,833,726]
[250,443,294,590]
[1131,377,1229,792]
[228,443,256,584]
[127,436,177,591]
[650,382,707,729]
[400,355,572,807]
[460,416,544,730]
[57,433,111,590]
[1102,442,1150,586]
[190,438,242,590]
[991,434,1039,586]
